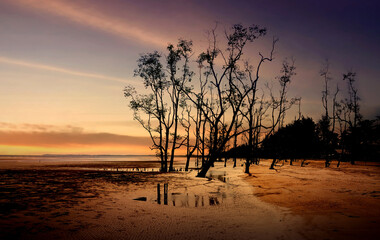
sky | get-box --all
[0,0,379,155]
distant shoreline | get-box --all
[0,154,155,157]
[0,154,193,158]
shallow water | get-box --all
[153,170,228,207]
[0,155,186,163]
[130,162,275,211]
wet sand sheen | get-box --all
[0,160,303,239]
[1,159,379,239]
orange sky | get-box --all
[0,0,379,155]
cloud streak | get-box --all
[0,56,128,83]
[0,122,84,133]
[7,0,168,47]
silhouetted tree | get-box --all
[124,40,193,172]
[317,115,338,167]
[336,71,362,164]
[126,23,310,176]
[180,97,204,171]
[240,65,272,173]
[261,117,320,168]
[182,24,275,177]
[124,52,168,171]
[265,59,297,169]
[318,60,339,167]
[355,119,380,161]
[166,40,194,171]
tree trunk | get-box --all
[245,110,254,174]
[233,119,238,168]
[325,157,330,168]
[269,158,276,169]
[244,160,250,173]
[201,119,207,167]
[245,158,251,173]
[185,155,190,171]
[169,116,179,171]
[196,155,216,177]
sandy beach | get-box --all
[245,159,380,239]
[0,158,379,239]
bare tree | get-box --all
[342,71,361,164]
[240,90,269,173]
[180,101,201,171]
[321,60,331,119]
[182,24,276,177]
[124,40,193,172]
[267,59,297,169]
[319,60,333,167]
[331,84,339,133]
[166,40,194,171]
[335,71,362,165]
[335,95,349,167]
[126,24,289,177]
[124,52,168,171]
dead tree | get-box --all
[167,40,194,171]
[124,52,168,171]
[182,24,275,177]
[125,40,193,172]
[342,71,362,164]
[267,59,297,169]
[240,91,269,173]
[335,71,362,165]
[180,101,201,171]
[319,60,333,167]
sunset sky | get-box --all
[1,0,379,155]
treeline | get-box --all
[225,116,380,167]
[124,23,379,177]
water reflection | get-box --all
[164,183,168,205]
[98,168,162,172]
[207,171,228,183]
[155,183,224,207]
[134,169,233,207]
[96,167,191,173]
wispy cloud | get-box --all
[0,56,128,83]
[0,122,84,133]
[7,0,168,47]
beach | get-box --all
[245,159,380,239]
[0,157,379,239]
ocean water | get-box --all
[0,154,189,164]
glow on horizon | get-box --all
[0,129,183,155]
[0,145,152,155]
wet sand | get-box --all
[0,160,305,240]
[245,159,380,240]
[1,159,379,239]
